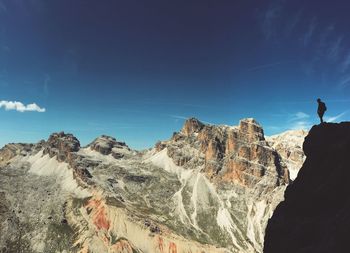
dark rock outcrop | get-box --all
[88,135,131,159]
[43,132,80,163]
[42,132,93,184]
[264,122,350,253]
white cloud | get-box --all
[289,111,310,122]
[0,100,46,112]
[295,111,309,119]
[324,111,348,123]
[287,112,312,131]
[290,120,312,130]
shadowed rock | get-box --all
[264,122,350,253]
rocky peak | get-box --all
[0,143,34,166]
[264,122,350,253]
[88,135,131,159]
[43,131,80,162]
[181,117,205,136]
[238,118,265,142]
[165,118,288,189]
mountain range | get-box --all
[0,118,306,253]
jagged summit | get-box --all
[238,118,265,142]
[43,131,80,162]
[264,122,350,253]
[88,135,132,159]
[181,117,205,136]
[165,117,285,188]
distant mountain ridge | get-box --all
[0,118,306,253]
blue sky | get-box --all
[0,0,350,149]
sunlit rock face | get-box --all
[264,122,350,253]
[266,130,307,180]
[169,118,288,189]
[43,131,80,162]
[0,118,305,253]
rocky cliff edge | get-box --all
[264,122,350,253]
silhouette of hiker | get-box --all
[317,98,327,123]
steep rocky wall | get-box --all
[264,122,350,253]
[168,118,289,189]
[266,130,307,180]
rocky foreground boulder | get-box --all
[264,122,350,253]
[0,118,306,253]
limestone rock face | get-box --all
[43,131,80,162]
[267,130,307,180]
[238,118,265,142]
[0,143,33,166]
[168,118,288,189]
[148,118,293,252]
[264,122,350,253]
[181,117,205,136]
[89,135,131,159]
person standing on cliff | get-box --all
[317,98,327,123]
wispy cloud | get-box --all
[0,100,46,112]
[340,51,350,73]
[259,1,284,40]
[327,36,343,62]
[302,17,317,46]
[324,111,348,123]
[169,115,188,120]
[247,61,287,72]
[289,111,310,121]
[338,74,350,89]
[169,115,213,125]
[318,25,335,49]
[287,111,312,130]
[290,120,312,130]
[284,9,303,37]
